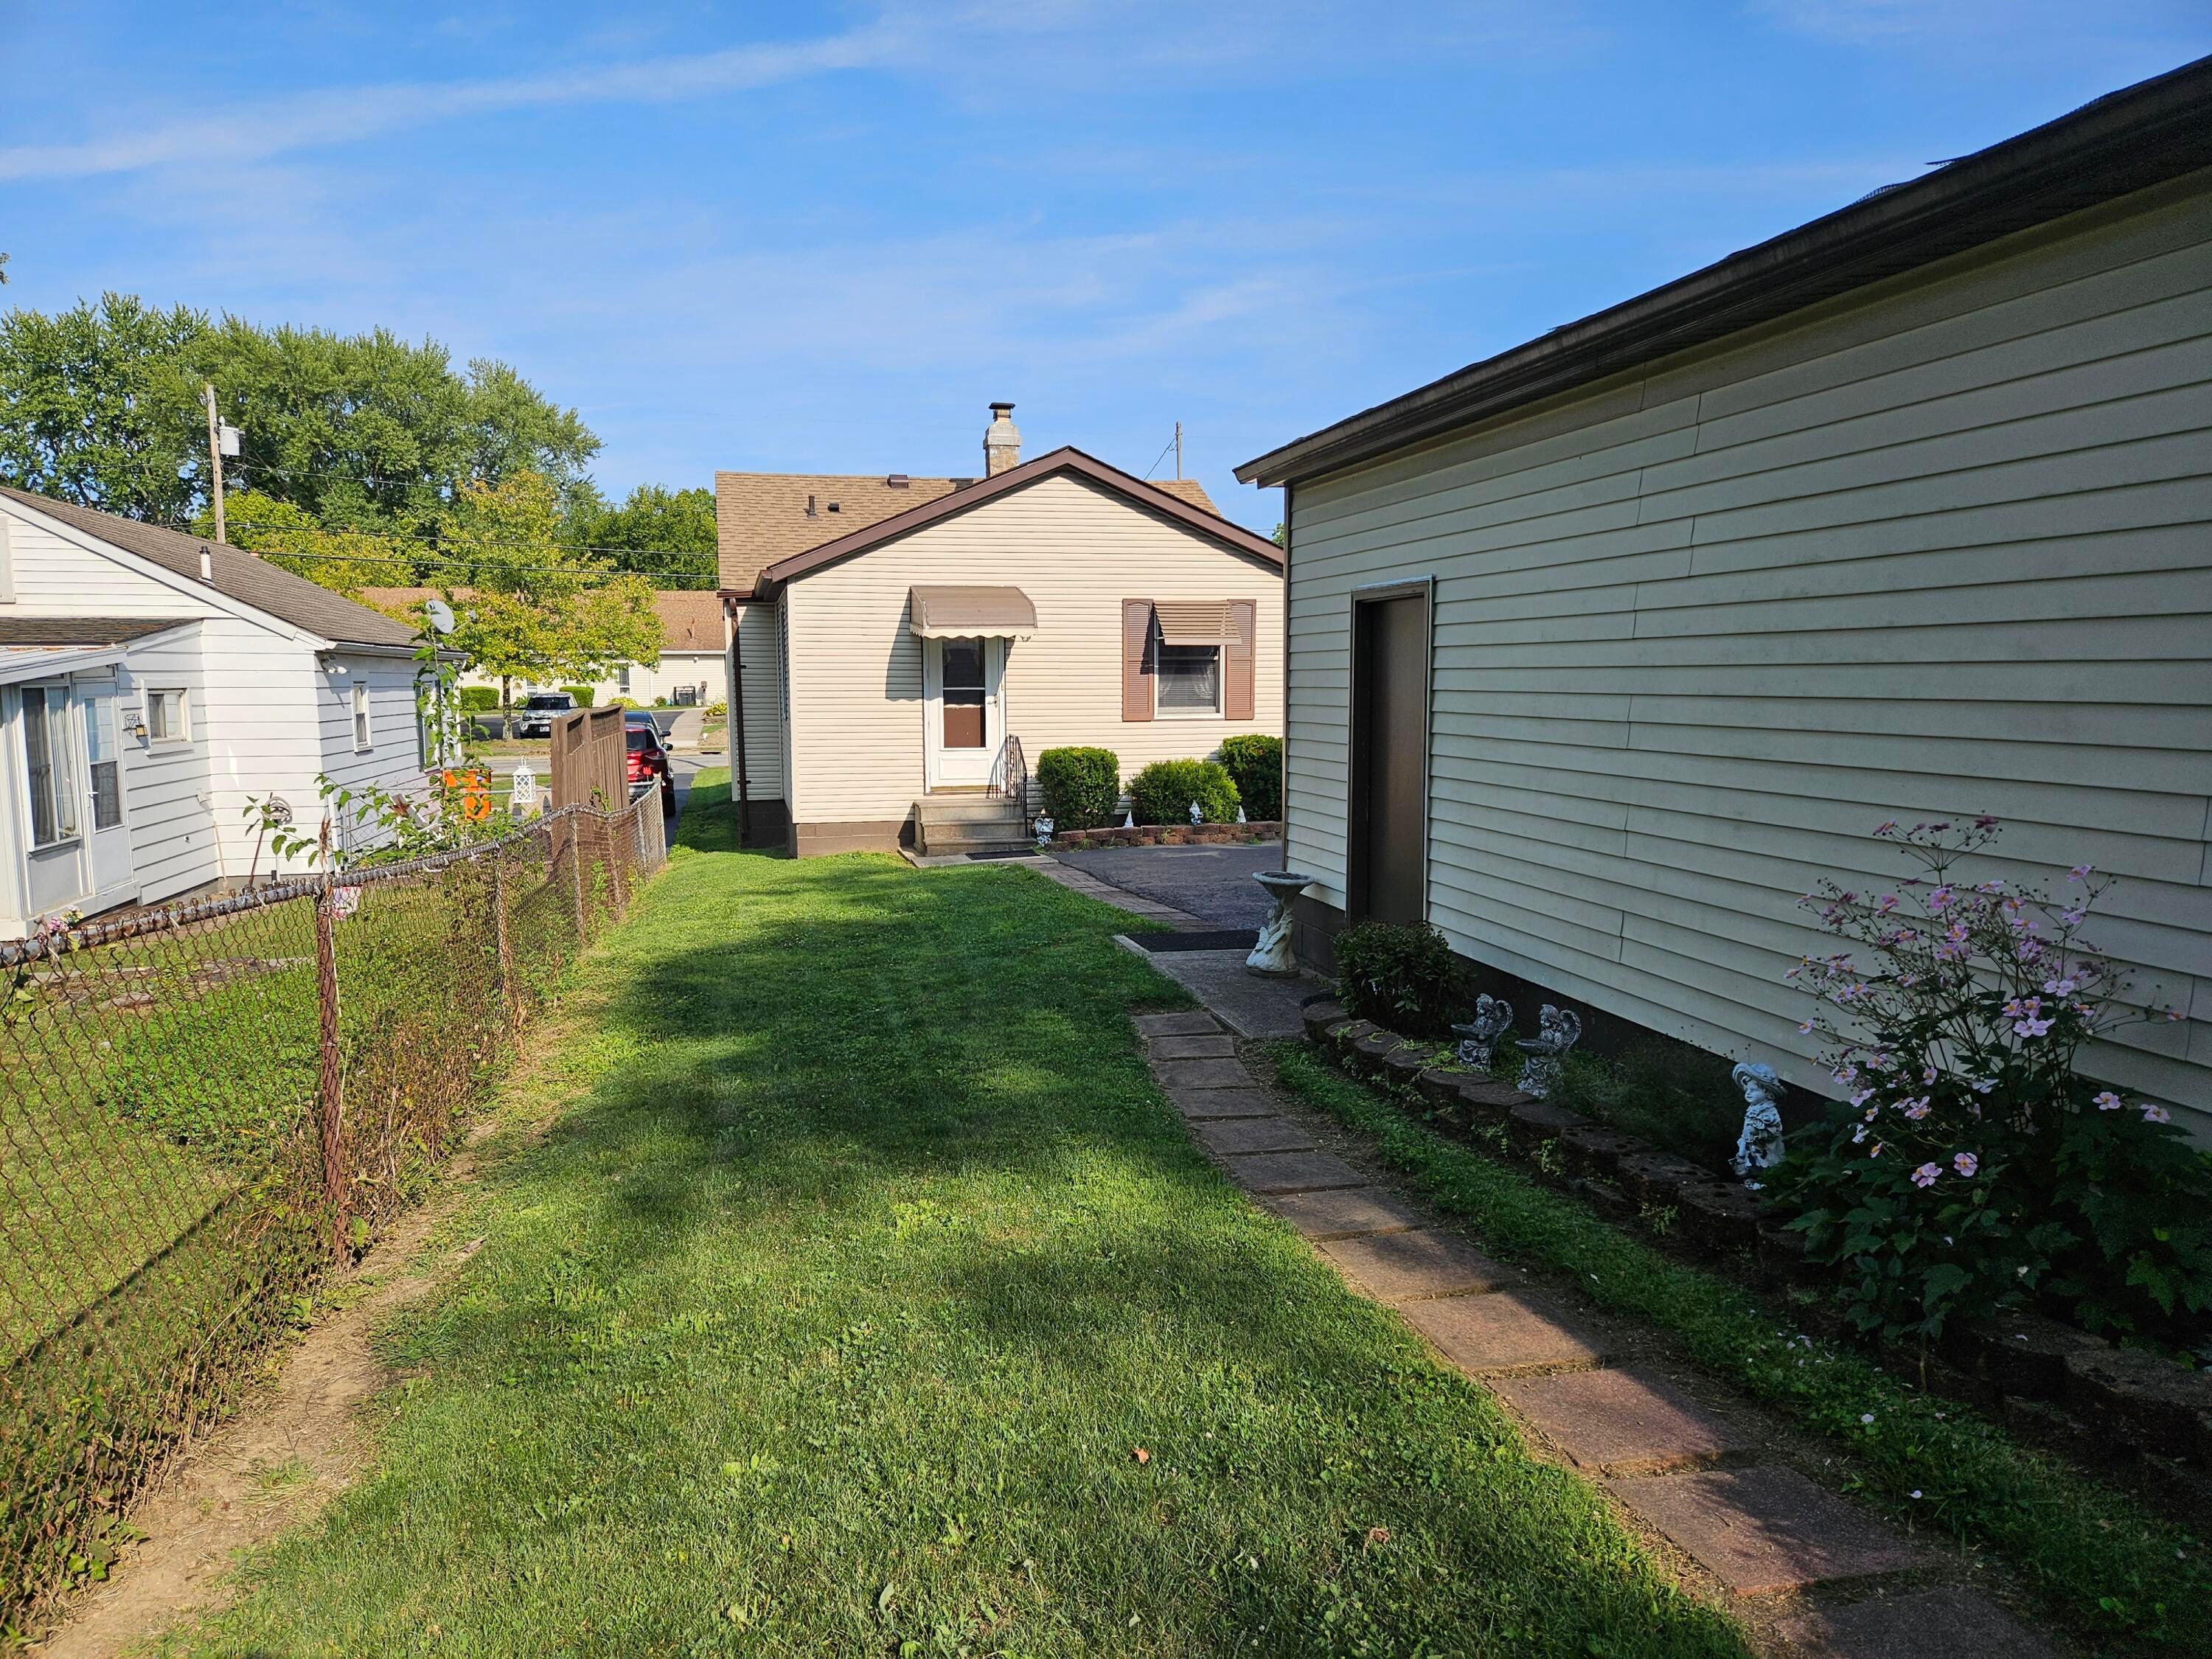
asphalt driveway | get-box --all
[1049,840,1284,929]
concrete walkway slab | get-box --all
[1317,1228,1508,1302]
[1150,1057,1253,1091]
[1774,1587,2056,1658]
[1262,1187,1426,1242]
[1149,1032,1236,1061]
[1400,1291,1606,1377]
[1492,1367,1749,1475]
[1118,942,1321,1039]
[1222,1150,1368,1194]
[1169,1087,1280,1121]
[1604,1467,1919,1596]
[1132,1012,1222,1038]
[1193,1117,1315,1156]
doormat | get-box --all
[967,848,1041,860]
[1130,930,1259,953]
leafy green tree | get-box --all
[189,490,418,597]
[0,293,207,521]
[439,470,661,711]
[566,483,717,589]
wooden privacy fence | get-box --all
[550,706,626,810]
[0,790,666,1632]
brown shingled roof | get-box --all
[0,486,418,650]
[718,457,1242,599]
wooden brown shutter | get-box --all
[1121,599,1154,721]
[1225,599,1256,721]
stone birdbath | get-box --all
[1247,869,1314,978]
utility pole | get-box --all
[1174,420,1183,480]
[202,383,229,545]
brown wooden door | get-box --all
[1349,589,1429,925]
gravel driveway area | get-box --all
[1049,841,1284,930]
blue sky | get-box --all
[4,2,2206,532]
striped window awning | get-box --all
[907,585,1037,639]
[1151,600,1238,644]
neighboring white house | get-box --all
[0,486,437,939]
[717,406,1286,855]
[1235,60,2212,1130]
[361,588,728,709]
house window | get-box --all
[84,691,122,831]
[1156,643,1221,716]
[147,688,189,744]
[20,686,78,847]
[616,664,632,695]
[352,681,372,750]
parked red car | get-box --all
[625,714,676,812]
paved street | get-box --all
[1050,840,1284,930]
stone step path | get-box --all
[1132,1008,2059,1659]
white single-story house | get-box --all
[0,486,439,938]
[1235,59,2212,1130]
[717,406,1286,855]
[361,588,729,709]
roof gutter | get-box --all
[1237,54,2212,489]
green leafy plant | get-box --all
[1215,734,1282,822]
[1332,919,1462,1037]
[459,686,500,712]
[1770,818,2212,1349]
[1128,759,1239,826]
[560,684,597,708]
[1034,746,1121,830]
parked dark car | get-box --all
[625,714,675,811]
[512,691,577,740]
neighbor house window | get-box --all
[20,686,77,847]
[147,688,188,744]
[85,692,122,831]
[616,664,632,695]
[352,681,372,749]
[1155,643,1221,715]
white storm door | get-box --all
[922,636,1003,790]
[79,683,136,903]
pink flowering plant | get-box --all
[1770,818,2212,1349]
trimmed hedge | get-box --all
[1036,746,1121,830]
[560,685,597,708]
[459,686,499,712]
[1333,919,1463,1037]
[1130,759,1239,826]
[1216,734,1281,822]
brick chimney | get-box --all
[984,402,1021,477]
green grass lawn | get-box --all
[161,776,1747,1658]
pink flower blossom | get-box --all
[2042,978,2077,997]
[1927,886,1955,911]
[2142,1104,2172,1125]
[2069,864,2093,880]
[1953,1152,1978,1177]
[1899,1096,1932,1120]
[1912,1163,1941,1188]
[2093,1091,2124,1112]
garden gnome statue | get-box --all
[1246,869,1313,978]
[509,763,540,817]
[1515,1005,1582,1099]
[1033,814,1054,846]
[1450,995,1514,1072]
[1730,1062,1787,1180]
[1123,808,1135,830]
[1237,805,1248,825]
[1189,800,1204,826]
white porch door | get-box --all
[922,636,1003,790]
[78,683,136,905]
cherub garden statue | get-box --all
[1450,995,1514,1071]
[1729,1061,1787,1180]
[1515,1005,1582,1099]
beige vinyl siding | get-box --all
[1285,171,2212,1130]
[785,473,1282,824]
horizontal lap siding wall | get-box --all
[734,603,785,801]
[1286,173,2212,1130]
[786,474,1282,825]
[317,653,431,858]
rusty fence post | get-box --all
[313,824,348,1256]
[492,848,520,1043]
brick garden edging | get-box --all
[1301,1000,2212,1518]
[1135,1007,2054,1656]
[1049,821,1282,850]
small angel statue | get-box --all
[1730,1061,1787,1180]
[1450,995,1514,1072]
[1514,1004,1582,1099]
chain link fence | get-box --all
[0,792,667,1631]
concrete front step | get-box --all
[914,794,1027,824]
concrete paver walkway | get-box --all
[1130,1006,2062,1658]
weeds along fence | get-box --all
[0,793,667,1630]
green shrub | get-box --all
[1333,919,1461,1037]
[560,685,597,708]
[608,696,641,711]
[703,699,728,718]
[1216,734,1282,821]
[458,686,499,712]
[1128,759,1239,826]
[1035,746,1121,830]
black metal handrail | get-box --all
[991,734,1027,812]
